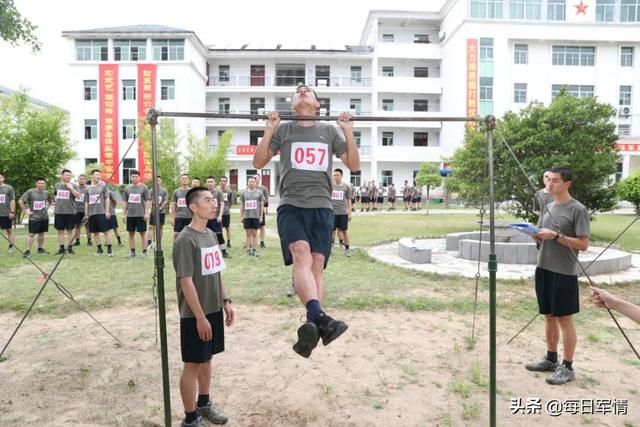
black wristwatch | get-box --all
[223,298,232,304]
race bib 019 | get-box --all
[89,194,100,205]
[245,200,257,210]
[291,142,329,172]
[128,193,141,204]
[56,190,70,200]
[331,190,344,201]
[33,200,46,210]
[177,197,186,208]
[201,245,226,276]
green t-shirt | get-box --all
[173,226,225,318]
[240,189,264,219]
[0,184,15,217]
[54,182,78,215]
[20,189,50,221]
[124,184,151,218]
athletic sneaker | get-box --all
[87,240,93,246]
[292,322,320,358]
[107,252,114,257]
[252,249,260,257]
[74,239,80,247]
[246,249,252,256]
[37,248,48,254]
[286,285,296,297]
[181,416,206,427]
[260,241,266,249]
[525,357,559,372]
[345,249,351,257]
[67,247,75,255]
[546,365,575,385]
[222,250,230,258]
[8,246,13,255]
[196,401,228,425]
[226,241,231,248]
[56,247,66,255]
[128,253,136,259]
[95,249,104,257]
[315,312,348,346]
[23,250,31,258]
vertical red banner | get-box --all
[138,64,157,182]
[466,39,478,129]
[99,64,120,183]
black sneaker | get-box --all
[67,247,75,255]
[222,250,231,258]
[226,241,231,248]
[260,241,266,248]
[37,248,48,254]
[74,239,80,247]
[196,401,228,425]
[292,322,319,358]
[23,250,31,258]
[87,240,93,246]
[56,247,66,255]
[315,312,348,346]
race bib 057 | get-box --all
[291,142,329,172]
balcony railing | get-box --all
[208,75,372,88]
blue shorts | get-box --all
[277,204,333,269]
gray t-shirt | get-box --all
[538,198,591,276]
[210,188,224,217]
[220,188,233,215]
[151,187,169,214]
[388,186,396,198]
[86,183,109,217]
[20,189,50,221]
[173,226,224,318]
[0,184,15,217]
[240,189,264,219]
[54,182,78,215]
[258,185,269,204]
[359,186,368,197]
[75,185,88,213]
[331,182,351,215]
[173,188,192,219]
[533,189,554,226]
[269,122,347,209]
[109,190,118,215]
[124,184,150,218]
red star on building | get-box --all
[574,0,588,15]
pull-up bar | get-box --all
[150,110,480,122]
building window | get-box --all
[76,39,108,61]
[414,99,429,112]
[382,131,394,146]
[547,0,565,20]
[414,34,429,44]
[249,130,264,146]
[83,80,97,100]
[275,96,291,114]
[218,97,230,114]
[413,132,429,147]
[85,158,98,167]
[160,79,175,100]
[350,66,362,85]
[350,170,361,187]
[315,65,330,87]
[382,34,394,42]
[621,47,634,67]
[152,39,184,61]
[552,46,595,66]
[218,65,230,84]
[84,119,97,140]
[596,0,615,21]
[250,98,265,118]
[350,98,362,115]
[414,67,429,78]
[122,79,136,101]
[250,64,265,86]
[353,131,361,147]
[381,170,394,186]
[122,119,136,139]
[552,84,594,98]
[382,66,394,77]
[618,124,631,136]
[114,39,146,61]
[319,98,331,116]
[275,63,305,86]
[514,44,528,64]
[122,159,136,184]
[382,99,394,111]
[480,77,494,100]
[480,38,494,61]
[621,0,640,21]
[615,162,623,183]
[514,83,527,103]
[620,86,632,105]
[470,0,504,18]
[509,0,542,19]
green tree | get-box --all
[415,162,442,214]
[617,172,640,214]
[185,130,232,183]
[0,0,41,51]
[451,90,618,222]
[138,118,183,195]
[0,91,73,206]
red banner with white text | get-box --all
[137,64,157,182]
[99,64,120,183]
[466,39,478,129]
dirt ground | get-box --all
[0,302,638,426]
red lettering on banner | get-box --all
[466,39,478,130]
[138,64,157,181]
[100,64,120,183]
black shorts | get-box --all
[388,197,395,203]
[149,213,165,226]
[277,205,332,268]
[376,197,384,204]
[206,219,222,233]
[221,214,231,228]
[180,311,225,363]
[28,219,49,234]
[411,198,418,203]
[174,217,191,233]
[243,218,260,230]
[361,196,369,204]
[403,196,412,202]
[264,201,269,208]
[108,215,118,230]
[0,216,12,230]
[54,213,76,231]
[89,214,109,233]
[74,212,86,226]
[127,217,147,233]
[334,214,349,231]
[535,267,579,316]
[416,197,422,203]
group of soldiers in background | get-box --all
[356,179,424,212]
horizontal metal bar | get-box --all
[151,110,480,122]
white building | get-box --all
[62,2,640,192]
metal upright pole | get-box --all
[148,109,172,427]
[485,115,497,427]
